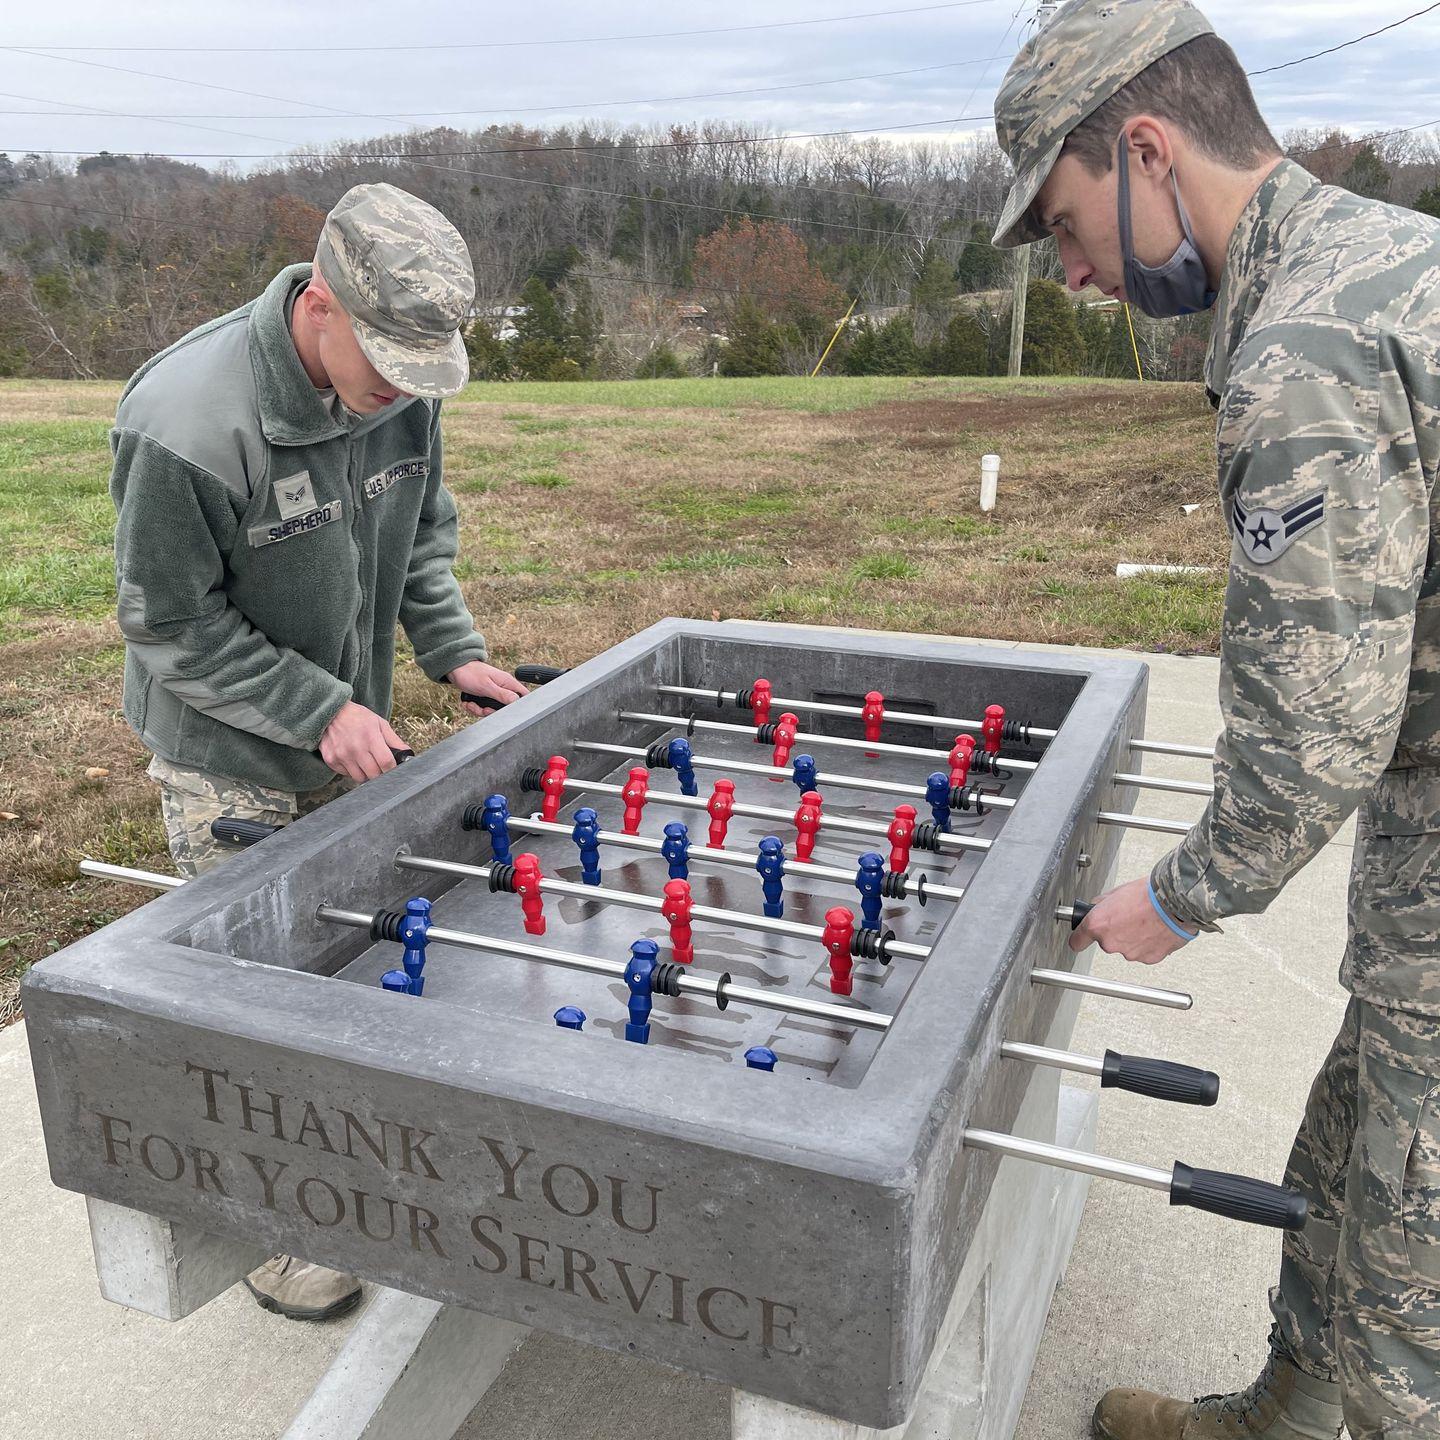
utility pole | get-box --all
[1006,0,1062,379]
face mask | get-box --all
[1115,133,1217,319]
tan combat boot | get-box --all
[1093,1347,1344,1440]
[243,1255,362,1321]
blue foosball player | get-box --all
[667,737,699,797]
[481,793,513,864]
[661,821,691,880]
[398,896,431,996]
[855,852,886,929]
[624,939,658,1044]
[925,772,952,832]
[756,836,786,919]
[792,754,819,794]
[571,806,602,885]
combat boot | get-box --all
[1092,1345,1343,1440]
[244,1255,362,1321]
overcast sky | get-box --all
[1,1,1433,170]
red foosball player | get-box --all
[706,779,736,849]
[540,755,569,823]
[862,690,885,755]
[793,790,823,862]
[888,803,917,873]
[621,766,650,835]
[770,711,800,774]
[822,906,855,996]
[950,734,976,789]
[661,878,695,965]
[512,853,546,935]
[750,678,772,727]
[982,704,1006,755]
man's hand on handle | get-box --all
[448,660,528,718]
[1069,875,1194,966]
[319,702,411,782]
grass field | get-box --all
[0,372,1226,1023]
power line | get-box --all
[1248,1,1440,77]
[0,56,1017,124]
[0,2,1006,54]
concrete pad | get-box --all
[3,640,1351,1439]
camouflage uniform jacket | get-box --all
[1150,160,1440,1016]
[111,263,487,793]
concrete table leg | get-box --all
[732,1040,1097,1440]
[86,1196,268,1320]
[279,1287,530,1440]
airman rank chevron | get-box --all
[1232,491,1325,566]
[364,457,429,501]
[248,499,343,548]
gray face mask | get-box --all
[1116,134,1217,319]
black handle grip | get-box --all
[210,817,282,848]
[1170,1163,1308,1230]
[1068,899,1093,931]
[515,663,566,684]
[459,663,566,713]
[1102,1050,1219,1106]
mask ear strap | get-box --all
[1116,131,1136,258]
[1170,167,1202,249]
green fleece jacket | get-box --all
[110,263,487,791]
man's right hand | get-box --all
[319,702,409,782]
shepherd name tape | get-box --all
[249,500,343,548]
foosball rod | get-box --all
[577,739,1195,838]
[621,711,1214,799]
[80,863,1211,1098]
[504,814,969,904]
[72,861,885,1031]
[393,852,933,961]
[656,685,1216,762]
[497,819,1132,951]
[529,774,993,854]
[962,1130,1307,1230]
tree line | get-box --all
[1,120,1436,383]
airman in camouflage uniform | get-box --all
[992,3,1440,1437]
[111,184,525,1320]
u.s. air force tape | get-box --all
[248,499,343,548]
[1232,491,1325,566]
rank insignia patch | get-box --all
[1232,491,1325,566]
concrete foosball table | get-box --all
[24,620,1303,1439]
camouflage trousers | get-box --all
[1272,997,1440,1439]
[146,755,353,877]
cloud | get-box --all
[1,0,1435,165]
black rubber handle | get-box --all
[1068,899,1093,931]
[1102,1050,1219,1106]
[1170,1163,1308,1230]
[458,663,566,711]
[210,816,282,848]
[309,744,413,765]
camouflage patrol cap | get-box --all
[315,183,475,398]
[991,0,1215,249]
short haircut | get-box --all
[1062,34,1280,176]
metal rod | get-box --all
[1001,1040,1103,1079]
[656,684,1061,742]
[657,686,1218,765]
[603,727,1195,837]
[505,815,970,905]
[1031,967,1191,1010]
[962,1129,1172,1190]
[621,710,1214,800]
[315,907,891,1032]
[544,775,991,854]
[393,853,933,962]
[79,859,186,891]
[1131,738,1214,760]
[80,864,1188,1016]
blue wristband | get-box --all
[1148,880,1198,943]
